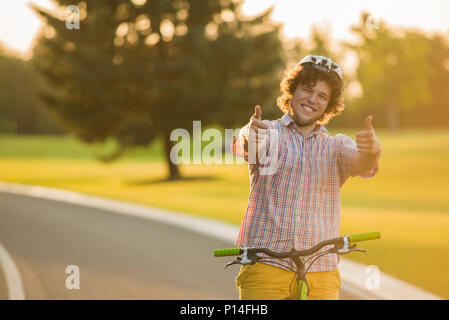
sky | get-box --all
[0,0,448,59]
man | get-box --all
[232,55,381,300]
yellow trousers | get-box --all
[236,262,341,300]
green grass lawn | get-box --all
[0,134,165,162]
[0,130,448,299]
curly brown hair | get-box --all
[276,62,345,124]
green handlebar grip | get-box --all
[349,232,381,242]
[214,248,242,257]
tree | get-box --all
[0,47,64,134]
[347,13,444,131]
[32,0,284,179]
[418,34,449,127]
[308,24,335,59]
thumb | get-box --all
[254,105,262,120]
[364,115,374,131]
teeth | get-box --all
[303,105,314,112]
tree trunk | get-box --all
[163,130,181,180]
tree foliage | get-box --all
[345,13,449,130]
[0,48,64,134]
[32,0,285,178]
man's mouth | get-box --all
[301,104,315,113]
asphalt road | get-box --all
[0,192,359,300]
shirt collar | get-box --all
[280,113,328,137]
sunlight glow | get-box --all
[0,0,448,59]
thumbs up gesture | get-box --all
[355,115,381,155]
[243,105,268,163]
[248,105,268,132]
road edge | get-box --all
[0,181,443,300]
[0,241,26,300]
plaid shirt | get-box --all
[233,113,379,272]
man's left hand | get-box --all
[355,115,381,156]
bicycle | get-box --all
[213,232,381,300]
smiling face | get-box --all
[289,80,332,127]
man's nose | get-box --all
[308,92,318,105]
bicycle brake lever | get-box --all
[224,248,259,269]
[338,246,368,255]
[351,248,367,254]
[224,257,242,269]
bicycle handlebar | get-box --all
[348,232,380,242]
[213,232,381,257]
[214,248,242,257]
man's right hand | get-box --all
[243,105,268,161]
